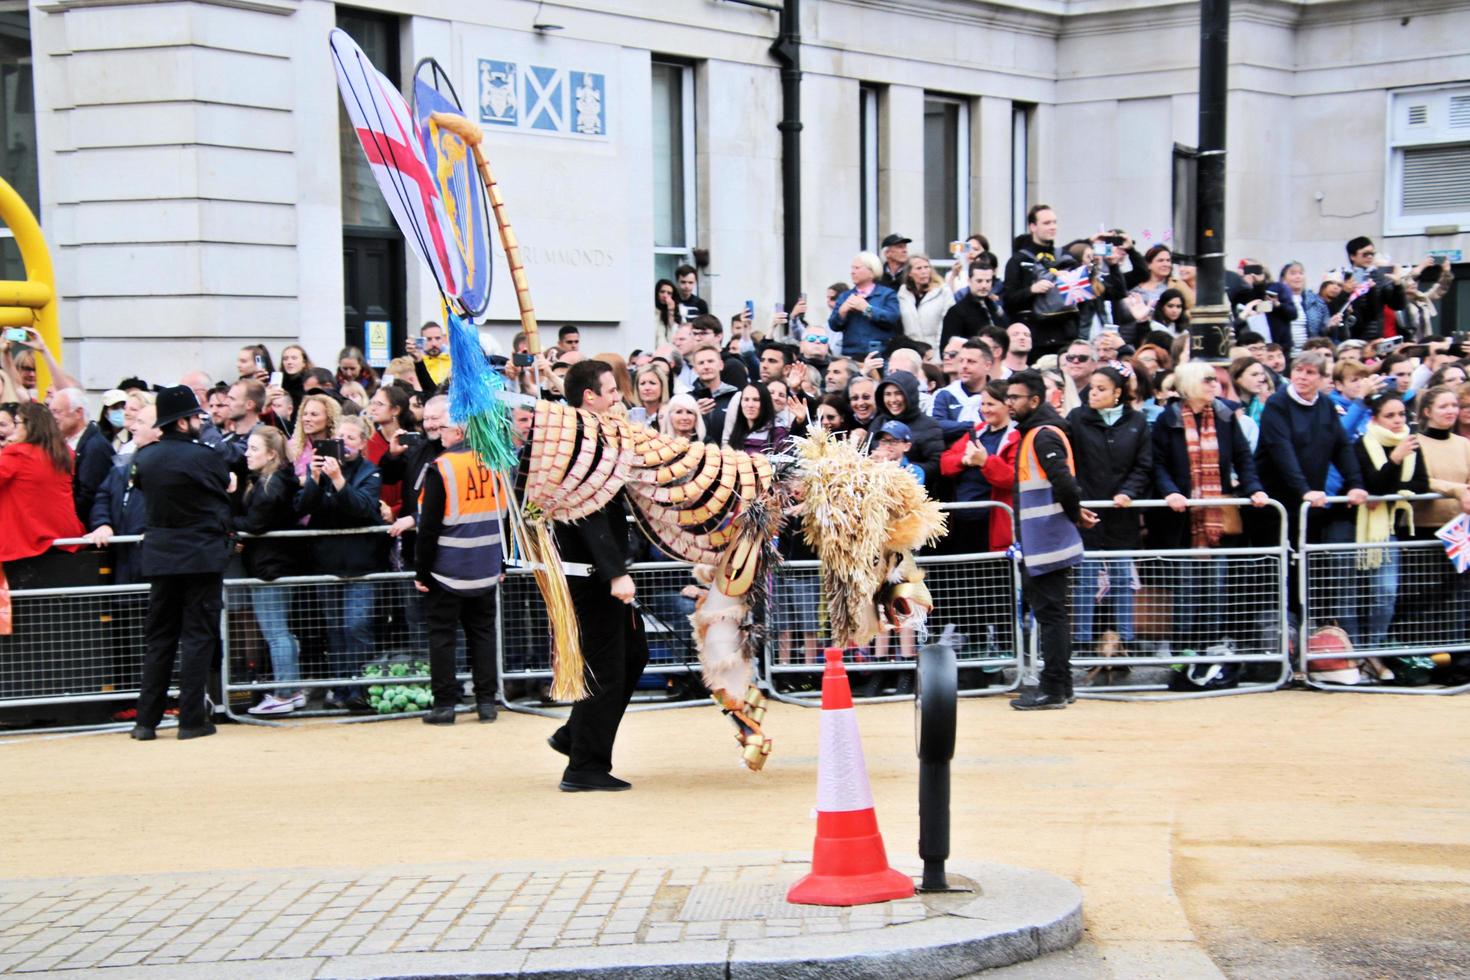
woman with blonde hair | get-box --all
[630,363,670,427]
[897,253,954,348]
[287,392,341,478]
[659,393,707,442]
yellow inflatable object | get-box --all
[0,178,59,394]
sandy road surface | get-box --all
[4,691,1467,977]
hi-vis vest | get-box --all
[423,447,505,595]
[1015,425,1084,575]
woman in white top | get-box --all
[897,254,954,349]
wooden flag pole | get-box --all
[429,111,543,357]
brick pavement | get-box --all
[0,854,950,975]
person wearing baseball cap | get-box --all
[129,385,233,742]
[99,389,128,449]
[872,419,925,485]
[879,233,911,289]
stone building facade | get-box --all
[10,0,1470,387]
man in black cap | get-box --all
[129,385,233,741]
[879,233,911,290]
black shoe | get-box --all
[1065,680,1077,704]
[547,728,570,756]
[476,700,499,723]
[851,672,883,698]
[1011,688,1068,711]
[894,671,916,695]
[344,696,376,715]
[177,723,217,740]
[559,771,632,792]
[129,725,156,741]
[422,706,456,725]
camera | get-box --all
[3,327,29,344]
[1242,264,1265,277]
[313,438,342,460]
[1096,242,1114,258]
[397,432,425,450]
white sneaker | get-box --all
[289,691,307,708]
[248,694,297,716]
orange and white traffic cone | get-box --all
[787,647,915,906]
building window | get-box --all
[1387,86,1470,235]
[337,8,399,230]
[923,95,969,264]
[1171,144,1198,263]
[860,85,879,250]
[0,4,37,283]
[1011,104,1030,243]
[651,60,695,284]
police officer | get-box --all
[546,360,648,791]
[130,385,233,740]
[415,417,504,725]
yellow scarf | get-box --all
[423,351,452,385]
[1355,422,1415,569]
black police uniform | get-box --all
[132,405,232,736]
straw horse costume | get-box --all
[331,31,945,770]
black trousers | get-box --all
[1023,565,1073,695]
[136,573,222,731]
[560,581,649,776]
[424,585,498,707]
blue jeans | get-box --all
[1171,556,1228,650]
[326,582,375,688]
[1073,557,1136,648]
[250,584,300,696]
[1343,540,1401,651]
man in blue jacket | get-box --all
[829,252,901,357]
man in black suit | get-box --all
[48,387,114,523]
[546,359,649,791]
[130,386,233,741]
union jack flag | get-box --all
[1348,276,1373,303]
[1435,514,1470,573]
[1054,267,1095,306]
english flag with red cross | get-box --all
[330,29,465,301]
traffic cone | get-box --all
[787,647,915,906]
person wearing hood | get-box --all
[871,370,944,485]
[1066,365,1152,664]
[1005,369,1097,710]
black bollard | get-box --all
[915,643,958,892]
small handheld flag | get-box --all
[1435,514,1470,574]
[1054,266,1095,306]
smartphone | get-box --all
[313,438,342,460]
[691,384,712,401]
[744,300,754,320]
[1096,242,1113,258]
[253,354,266,372]
[1242,264,1265,276]
[2,327,27,343]
[412,337,423,351]
[949,240,964,257]
[773,301,785,314]
[798,292,807,304]
[397,432,425,450]
[269,371,283,388]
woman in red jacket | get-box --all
[939,381,1020,552]
[1,402,84,569]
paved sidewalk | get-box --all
[0,853,1080,978]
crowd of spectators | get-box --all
[2,209,1469,705]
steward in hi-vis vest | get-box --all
[1004,370,1096,711]
[415,433,507,724]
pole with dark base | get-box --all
[1190,0,1232,361]
[915,643,961,892]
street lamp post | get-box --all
[1190,0,1232,361]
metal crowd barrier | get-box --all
[1297,494,1470,695]
[495,558,711,717]
[761,501,1023,707]
[1064,497,1292,701]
